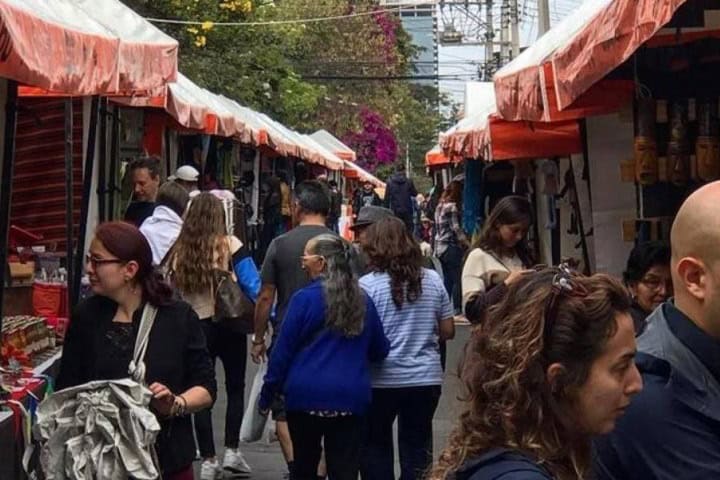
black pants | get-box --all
[287,411,363,480]
[360,386,441,480]
[439,244,464,312]
[195,319,248,457]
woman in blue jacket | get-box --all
[260,234,390,480]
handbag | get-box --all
[27,305,162,480]
[213,269,254,334]
[239,361,269,443]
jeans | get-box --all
[194,319,248,457]
[360,386,441,480]
[439,244,464,311]
[287,411,363,480]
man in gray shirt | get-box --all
[251,179,334,475]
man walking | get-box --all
[385,163,417,234]
[252,180,335,478]
[594,181,720,478]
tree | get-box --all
[124,0,447,177]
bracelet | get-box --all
[174,395,188,417]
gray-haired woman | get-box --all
[260,234,390,480]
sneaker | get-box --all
[200,459,222,480]
[222,448,252,477]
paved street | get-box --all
[195,324,471,479]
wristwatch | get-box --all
[251,334,265,346]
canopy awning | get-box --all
[440,81,582,161]
[3,0,178,95]
[494,0,686,122]
[425,144,452,167]
[310,129,357,161]
[342,161,385,188]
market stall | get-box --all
[0,2,180,477]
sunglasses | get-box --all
[542,263,588,342]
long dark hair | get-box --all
[472,195,533,265]
[95,222,173,306]
[430,271,631,480]
[440,180,462,205]
[308,234,366,337]
[362,217,423,308]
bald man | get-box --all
[594,182,720,479]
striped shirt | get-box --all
[360,268,453,388]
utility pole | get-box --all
[406,142,411,179]
[510,0,520,58]
[538,0,551,37]
[484,0,494,80]
[499,1,509,65]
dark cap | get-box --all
[351,206,394,231]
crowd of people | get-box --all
[53,154,720,480]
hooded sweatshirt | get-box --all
[385,172,417,217]
[140,205,183,265]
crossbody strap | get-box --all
[128,304,159,385]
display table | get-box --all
[0,348,62,480]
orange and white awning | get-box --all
[310,130,357,162]
[425,145,452,167]
[494,0,686,122]
[3,0,178,95]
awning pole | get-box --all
[64,98,74,313]
[72,96,99,306]
[0,80,19,332]
[108,106,119,219]
[98,98,108,222]
[164,128,171,178]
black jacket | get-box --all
[385,173,417,217]
[57,295,217,475]
[352,188,382,217]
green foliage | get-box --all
[125,0,450,176]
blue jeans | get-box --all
[360,386,441,480]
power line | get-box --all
[145,5,406,27]
[302,74,479,81]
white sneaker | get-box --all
[200,459,222,480]
[222,448,252,477]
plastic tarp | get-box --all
[425,144,451,167]
[439,82,496,159]
[299,133,344,171]
[0,0,120,94]
[310,129,356,161]
[71,0,178,93]
[166,73,214,132]
[342,160,385,188]
[3,0,178,95]
[494,0,688,122]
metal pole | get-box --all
[484,0,494,80]
[0,80,19,331]
[164,127,171,179]
[64,98,74,314]
[98,98,107,222]
[72,96,99,306]
[108,105,119,219]
[510,0,520,58]
[499,0,509,65]
[537,0,551,37]
[406,142,411,179]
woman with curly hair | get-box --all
[359,217,456,480]
[168,192,261,479]
[429,268,643,480]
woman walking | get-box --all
[461,195,534,325]
[429,268,642,479]
[168,193,260,479]
[359,217,455,480]
[259,234,390,480]
[57,222,215,480]
[433,181,468,310]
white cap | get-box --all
[174,165,200,182]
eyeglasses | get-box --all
[639,275,671,292]
[85,254,123,269]
[542,264,588,342]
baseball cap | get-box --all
[350,206,394,231]
[173,165,200,182]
